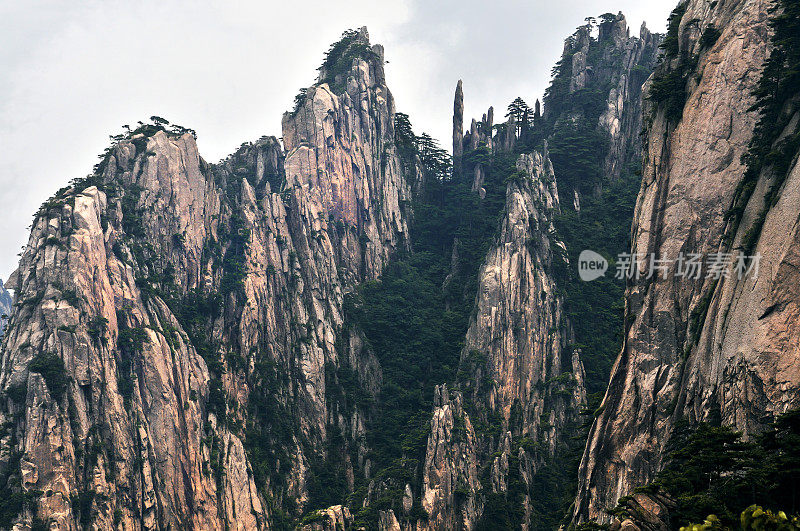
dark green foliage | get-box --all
[5,382,27,404]
[647,63,693,123]
[220,214,250,295]
[165,290,222,374]
[61,289,81,308]
[476,446,531,530]
[333,115,520,519]
[292,88,308,114]
[0,452,39,529]
[207,377,226,417]
[543,54,574,123]
[415,133,452,179]
[245,357,296,513]
[540,22,616,199]
[475,407,590,531]
[77,490,95,527]
[625,409,800,528]
[660,3,688,59]
[726,0,800,252]
[116,317,148,400]
[548,116,609,200]
[657,423,759,525]
[647,3,694,124]
[317,29,379,91]
[479,491,523,530]
[394,112,416,161]
[554,172,640,393]
[87,316,109,344]
[306,431,350,511]
[506,97,534,135]
[28,353,67,401]
[700,26,721,49]
[120,184,145,239]
[758,409,800,514]
[325,362,372,413]
[344,257,465,473]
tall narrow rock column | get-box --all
[453,80,464,178]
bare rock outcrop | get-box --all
[419,385,481,530]
[411,149,587,529]
[0,279,11,334]
[573,0,800,523]
[543,14,662,201]
[298,504,353,531]
[0,27,410,530]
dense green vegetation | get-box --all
[28,352,67,402]
[647,3,694,124]
[539,16,647,395]
[610,409,800,529]
[0,451,39,529]
[554,171,640,393]
[331,112,520,524]
[322,15,657,528]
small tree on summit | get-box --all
[150,116,170,127]
[600,13,616,25]
[506,97,533,137]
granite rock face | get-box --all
[596,15,663,181]
[462,150,585,435]
[573,0,800,523]
[297,505,353,531]
[0,27,410,529]
[407,149,587,530]
[0,280,11,334]
[543,14,662,200]
[418,385,481,530]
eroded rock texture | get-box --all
[573,0,800,523]
[0,280,11,335]
[406,150,587,531]
[543,13,662,201]
[0,27,410,530]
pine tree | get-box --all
[506,97,533,137]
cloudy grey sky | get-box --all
[0,0,676,281]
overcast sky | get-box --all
[0,0,676,282]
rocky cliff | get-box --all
[457,150,586,529]
[0,280,11,335]
[542,13,662,205]
[0,6,752,527]
[573,0,800,523]
[0,27,411,529]
[390,146,587,531]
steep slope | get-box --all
[0,27,411,529]
[359,15,663,530]
[573,0,800,523]
[542,13,662,205]
[0,12,683,529]
[410,149,586,531]
[533,14,663,395]
[0,280,10,334]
